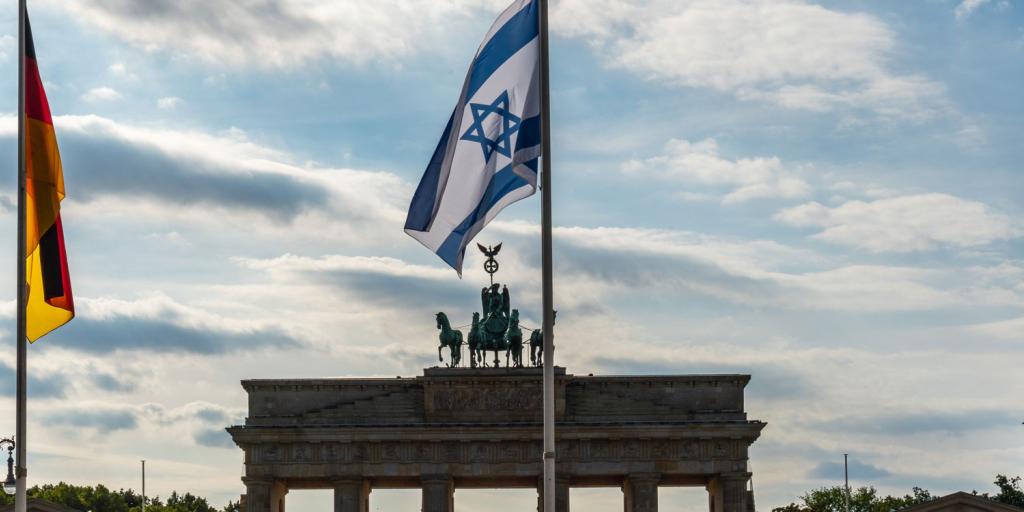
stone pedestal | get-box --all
[422,475,454,512]
[708,473,751,512]
[334,479,369,512]
[624,474,659,512]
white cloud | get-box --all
[0,34,13,62]
[49,0,500,69]
[775,193,1021,252]
[954,0,1009,19]
[157,96,183,109]
[0,113,411,259]
[81,86,122,102]
[967,316,1024,341]
[623,138,810,203]
[107,62,137,79]
[493,222,994,312]
[237,253,453,281]
[552,0,948,119]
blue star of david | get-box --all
[460,90,522,162]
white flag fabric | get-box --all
[405,0,541,274]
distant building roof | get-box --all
[0,498,80,512]
[901,492,1024,512]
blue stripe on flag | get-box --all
[436,163,532,267]
[515,115,541,153]
[465,0,539,100]
[405,110,456,231]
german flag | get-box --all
[24,15,73,342]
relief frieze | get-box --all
[254,438,746,465]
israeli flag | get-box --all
[405,0,541,275]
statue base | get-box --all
[424,366,566,377]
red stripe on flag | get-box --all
[25,57,53,125]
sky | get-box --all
[0,0,1021,510]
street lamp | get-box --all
[0,438,15,496]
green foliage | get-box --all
[773,476,1024,512]
[975,475,1024,508]
[993,475,1024,508]
[0,482,224,512]
[221,500,241,512]
[772,485,934,512]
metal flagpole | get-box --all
[844,454,849,512]
[15,0,29,511]
[141,460,146,512]
[538,0,555,511]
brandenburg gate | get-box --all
[227,246,766,512]
[227,367,765,512]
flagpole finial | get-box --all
[477,242,502,286]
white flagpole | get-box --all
[538,0,556,511]
[15,0,29,511]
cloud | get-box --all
[0,361,69,398]
[238,254,475,312]
[955,0,1009,19]
[38,295,303,355]
[89,372,138,393]
[156,96,182,109]
[0,34,14,62]
[966,316,1024,341]
[53,116,328,220]
[590,356,814,401]
[538,225,975,312]
[80,86,122,102]
[107,62,137,80]
[775,194,1020,253]
[553,0,948,119]
[809,458,892,479]
[41,400,243,442]
[815,409,1021,436]
[49,0,497,69]
[43,407,138,433]
[622,138,809,203]
[143,401,241,427]
[0,114,407,225]
[194,428,235,449]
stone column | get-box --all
[271,482,288,512]
[624,473,659,512]
[334,479,370,512]
[536,476,570,512]
[707,473,751,512]
[243,480,273,512]
[421,475,454,512]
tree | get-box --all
[774,477,1024,512]
[772,485,934,512]
[989,475,1024,508]
[222,500,241,512]
[0,483,225,512]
